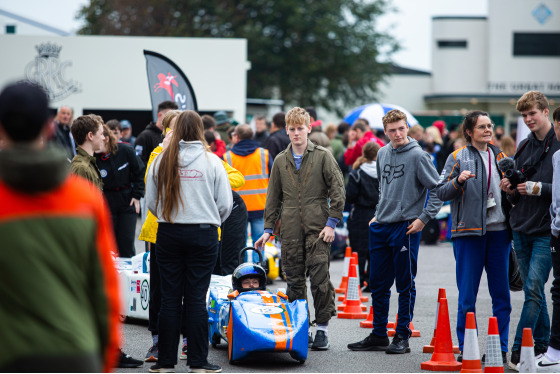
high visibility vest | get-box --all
[225,148,269,212]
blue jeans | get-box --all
[453,230,511,352]
[157,223,219,367]
[511,231,552,352]
[248,217,264,246]
[369,221,421,338]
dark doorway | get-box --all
[83,109,153,138]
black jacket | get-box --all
[134,122,162,164]
[254,130,270,147]
[346,167,379,210]
[96,142,145,201]
[51,122,75,161]
[264,129,291,161]
[508,126,560,235]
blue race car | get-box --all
[207,247,308,364]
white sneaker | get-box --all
[537,354,560,373]
[514,353,545,372]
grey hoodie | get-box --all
[375,137,443,224]
[146,140,233,226]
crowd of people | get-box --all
[1,79,559,374]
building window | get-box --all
[5,25,16,34]
[513,32,560,56]
[437,40,468,48]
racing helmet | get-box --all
[232,262,267,292]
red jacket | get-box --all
[213,138,227,159]
[344,131,385,166]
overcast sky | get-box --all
[0,0,487,72]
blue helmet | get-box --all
[231,262,267,292]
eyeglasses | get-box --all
[474,124,494,131]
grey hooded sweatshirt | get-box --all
[375,137,443,224]
[146,140,233,226]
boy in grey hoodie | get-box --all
[348,109,442,354]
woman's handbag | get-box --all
[509,248,523,292]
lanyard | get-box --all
[487,149,491,196]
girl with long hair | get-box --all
[145,110,232,373]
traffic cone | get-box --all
[360,306,374,328]
[338,257,367,311]
[339,253,368,302]
[484,317,504,373]
[424,288,460,353]
[421,298,462,371]
[387,314,420,337]
[388,314,397,337]
[410,321,421,338]
[335,247,352,294]
[519,328,536,373]
[460,312,482,373]
[337,263,368,319]
[338,256,368,303]
[359,307,395,329]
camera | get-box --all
[503,169,527,190]
[498,157,528,190]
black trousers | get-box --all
[105,190,137,258]
[157,223,219,367]
[551,235,560,350]
[214,191,248,275]
[148,242,188,338]
[348,207,375,285]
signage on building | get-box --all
[532,4,552,25]
[488,81,560,94]
[25,42,81,102]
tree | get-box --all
[78,0,398,115]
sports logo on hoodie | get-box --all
[382,164,405,184]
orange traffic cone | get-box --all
[336,257,367,312]
[483,317,504,373]
[337,263,368,319]
[421,298,462,371]
[339,253,368,302]
[388,314,397,337]
[338,256,368,304]
[424,288,459,353]
[360,306,374,328]
[519,328,536,373]
[359,306,395,329]
[386,314,420,337]
[335,247,352,294]
[460,312,482,373]
[410,321,421,338]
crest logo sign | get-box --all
[25,42,81,102]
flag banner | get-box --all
[143,50,198,122]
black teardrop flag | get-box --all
[144,50,198,122]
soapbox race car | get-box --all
[207,247,308,364]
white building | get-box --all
[0,8,70,36]
[0,9,249,135]
[378,0,560,131]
